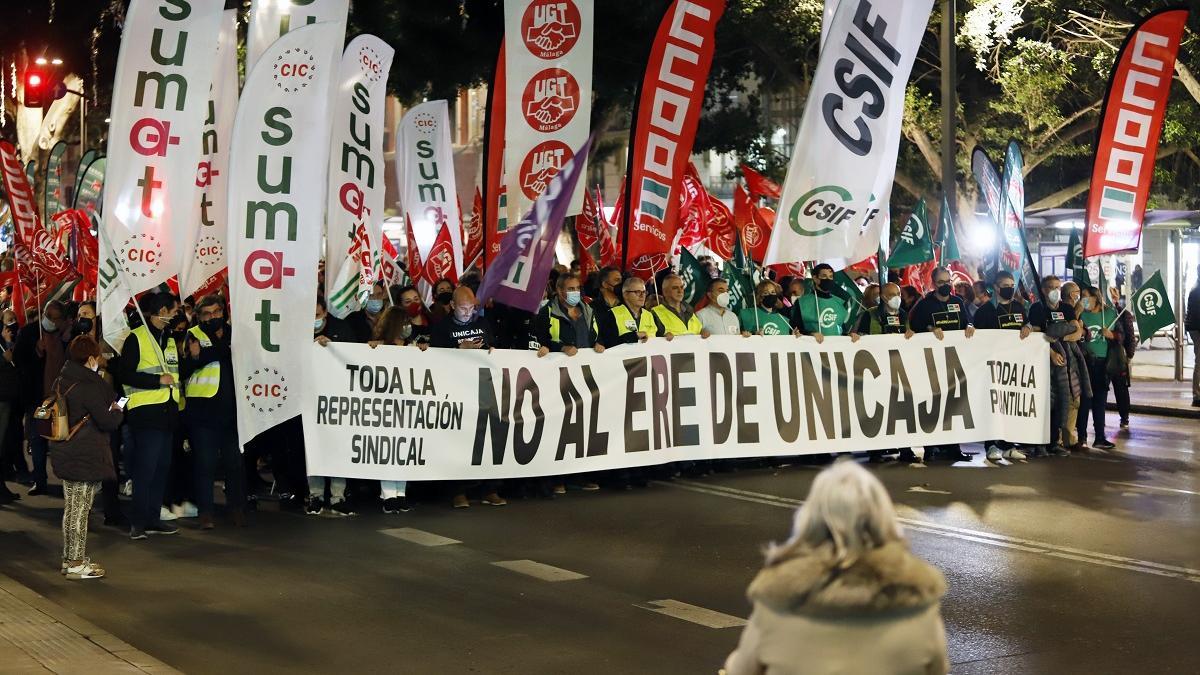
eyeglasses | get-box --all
[624,290,646,295]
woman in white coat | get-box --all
[724,460,950,675]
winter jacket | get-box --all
[48,361,123,482]
[1185,285,1200,332]
[724,541,949,675]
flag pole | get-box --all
[96,223,172,377]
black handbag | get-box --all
[1105,340,1129,378]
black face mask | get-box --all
[817,278,835,294]
[998,287,1016,301]
[435,291,454,305]
[202,318,225,334]
[75,318,94,334]
[936,283,952,298]
[761,294,779,309]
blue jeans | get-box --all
[128,427,173,529]
[190,423,244,515]
[25,410,49,487]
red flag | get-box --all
[622,0,724,273]
[380,235,405,287]
[740,164,781,199]
[768,262,806,279]
[403,216,424,285]
[483,41,507,272]
[733,186,772,263]
[706,197,736,260]
[463,187,484,271]
[677,163,708,250]
[424,223,459,285]
[846,253,878,278]
[1084,8,1189,257]
[0,143,77,298]
[577,187,603,261]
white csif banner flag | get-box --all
[765,0,933,269]
[180,8,239,301]
[325,35,394,319]
[395,100,462,280]
[98,0,224,351]
[503,0,593,223]
[301,331,1049,481]
[246,0,349,77]
[227,22,342,446]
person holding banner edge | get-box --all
[908,267,975,462]
[310,298,358,516]
[598,277,664,347]
[972,271,1032,462]
[851,283,919,464]
[1027,275,1082,458]
[791,264,848,343]
[652,274,707,338]
[739,281,794,337]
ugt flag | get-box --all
[1131,270,1175,340]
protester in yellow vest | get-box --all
[115,292,184,541]
[535,273,606,356]
[652,274,707,338]
[183,294,244,529]
[599,277,664,347]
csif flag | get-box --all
[97,0,223,351]
[935,193,959,262]
[678,246,709,306]
[766,0,933,268]
[1130,270,1175,339]
[227,21,342,448]
[1065,226,1090,287]
[887,197,932,268]
[478,135,594,313]
[622,0,724,275]
[1084,8,1189,258]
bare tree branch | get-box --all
[1026,117,1099,173]
[903,122,942,181]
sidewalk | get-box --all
[0,573,179,674]
[1122,343,1198,418]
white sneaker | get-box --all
[986,446,1002,461]
[1004,448,1027,461]
[159,506,178,521]
[65,559,105,579]
[120,480,133,497]
[172,501,199,518]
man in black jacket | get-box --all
[972,271,1033,461]
[307,298,358,516]
[908,267,976,462]
[1186,265,1200,406]
[15,301,70,495]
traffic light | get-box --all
[22,58,65,108]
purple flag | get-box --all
[477,135,594,313]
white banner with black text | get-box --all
[301,331,1049,480]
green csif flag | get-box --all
[888,198,933,268]
[721,231,755,314]
[1065,227,1090,287]
[678,247,709,306]
[936,194,960,262]
[1130,270,1175,340]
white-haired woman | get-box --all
[724,461,949,675]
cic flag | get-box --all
[1084,8,1189,257]
[98,0,223,351]
[766,0,932,268]
[622,0,724,275]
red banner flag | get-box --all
[403,216,424,286]
[1084,8,1189,257]
[463,187,484,271]
[677,163,709,250]
[380,234,405,288]
[622,0,724,274]
[740,164,781,199]
[0,142,78,300]
[424,222,459,286]
[733,186,772,263]
[706,197,736,261]
[483,40,506,272]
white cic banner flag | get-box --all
[395,100,463,280]
[227,22,342,446]
[98,0,224,351]
[503,0,593,223]
[325,35,394,319]
[765,0,933,269]
[301,331,1049,481]
[180,9,239,301]
[246,0,349,77]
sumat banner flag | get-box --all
[478,135,593,313]
[180,9,239,301]
[889,198,932,268]
[97,0,223,351]
[503,0,594,224]
[623,0,723,275]
[227,21,342,447]
[0,141,78,299]
[1131,270,1175,340]
[396,101,463,281]
[44,141,69,220]
[73,157,106,223]
[246,0,349,76]
[325,34,394,319]
[1084,8,1189,258]
[301,331,1049,480]
[766,0,933,269]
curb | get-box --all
[1108,402,1200,420]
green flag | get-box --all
[722,231,755,314]
[888,198,933,268]
[1066,227,1090,287]
[1130,270,1175,339]
[678,247,709,306]
[936,194,960,262]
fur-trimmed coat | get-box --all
[724,541,949,675]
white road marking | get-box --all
[907,486,952,495]
[664,479,1200,583]
[637,600,748,629]
[491,560,588,582]
[379,527,461,547]
[1108,481,1199,497]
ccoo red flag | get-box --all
[740,164,781,199]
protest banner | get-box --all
[302,331,1049,480]
[246,0,349,75]
[396,100,463,282]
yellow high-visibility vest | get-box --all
[123,325,182,410]
[610,305,659,338]
[184,326,220,399]
[651,304,702,335]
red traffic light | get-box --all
[27,74,42,87]
[22,60,65,108]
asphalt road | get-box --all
[1,414,1198,674]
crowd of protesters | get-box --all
[0,255,1138,580]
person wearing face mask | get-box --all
[1058,281,1093,452]
[598,277,663,347]
[396,285,432,350]
[48,336,125,579]
[1075,286,1117,451]
[0,309,21,505]
[1108,285,1137,428]
[368,307,417,513]
[651,274,705,338]
[1028,275,1085,457]
[740,281,794,337]
[972,271,1033,462]
[909,268,976,462]
[535,273,605,357]
[14,300,70,496]
[790,264,849,343]
[182,295,245,529]
[309,298,359,516]
[848,282,918,464]
[696,279,749,337]
[429,278,456,324]
[592,267,624,320]
[969,281,990,323]
[346,282,390,343]
[116,293,186,539]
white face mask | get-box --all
[41,315,58,332]
[886,296,902,311]
[1047,289,1062,305]
[1081,298,1092,311]
[715,292,731,309]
